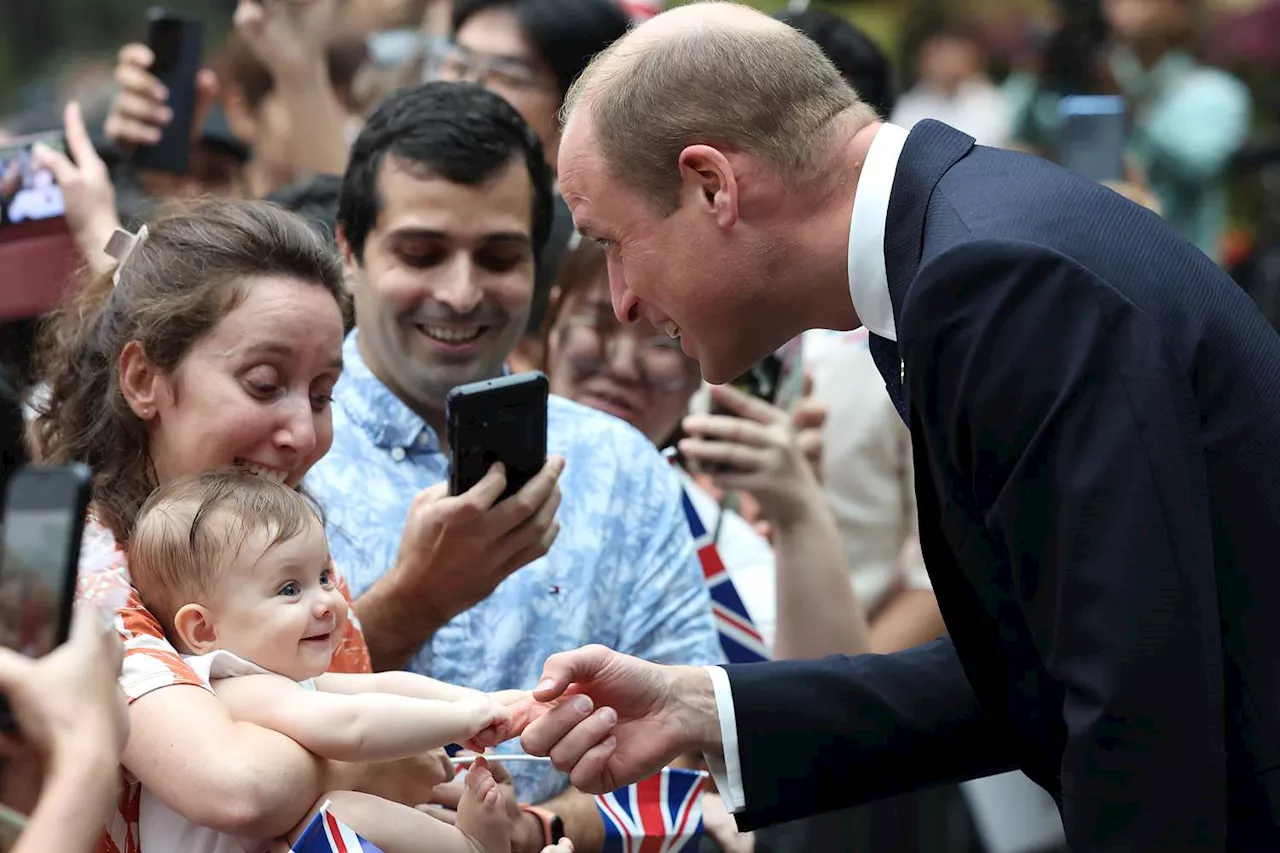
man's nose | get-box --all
[436,258,484,315]
[608,262,639,325]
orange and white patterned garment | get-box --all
[76,517,372,853]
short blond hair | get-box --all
[562,2,877,213]
[128,470,323,636]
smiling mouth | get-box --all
[416,323,487,344]
[234,460,288,483]
[301,631,332,644]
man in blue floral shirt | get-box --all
[305,82,722,852]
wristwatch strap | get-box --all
[519,804,566,844]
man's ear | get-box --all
[676,144,739,229]
[335,224,361,283]
[173,603,219,655]
[118,340,165,422]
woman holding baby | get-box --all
[24,104,567,853]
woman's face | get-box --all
[547,277,701,445]
[143,276,346,488]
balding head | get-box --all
[560,0,874,213]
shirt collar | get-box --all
[848,122,910,342]
[334,331,441,453]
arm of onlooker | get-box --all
[355,460,563,670]
[680,384,870,659]
[32,102,120,276]
[214,673,505,763]
[768,493,869,659]
[868,588,946,654]
[0,603,127,853]
[232,0,350,178]
[1139,69,1251,184]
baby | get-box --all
[128,469,527,853]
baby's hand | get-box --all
[457,696,512,752]
[461,690,535,751]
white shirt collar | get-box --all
[848,122,909,342]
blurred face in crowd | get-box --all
[549,271,701,445]
[1104,0,1190,47]
[558,119,783,386]
[131,276,345,489]
[917,33,984,94]
[437,7,563,163]
[346,156,536,417]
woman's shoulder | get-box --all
[76,515,133,601]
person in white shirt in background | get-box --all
[890,20,1011,148]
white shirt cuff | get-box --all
[702,665,746,813]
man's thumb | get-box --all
[533,644,612,701]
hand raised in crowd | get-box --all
[679,384,828,530]
[0,601,128,765]
[103,42,219,150]
[33,102,121,275]
[417,757,535,852]
[233,0,345,75]
[521,645,715,795]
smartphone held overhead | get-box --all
[134,9,203,175]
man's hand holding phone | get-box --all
[397,459,564,615]
[359,458,564,669]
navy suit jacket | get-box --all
[725,120,1280,851]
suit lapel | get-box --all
[874,120,975,422]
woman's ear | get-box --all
[172,603,219,655]
[118,340,164,421]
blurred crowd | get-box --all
[0,0,1273,852]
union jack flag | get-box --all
[289,800,385,853]
[596,767,708,853]
[680,488,772,663]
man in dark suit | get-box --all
[515,3,1280,850]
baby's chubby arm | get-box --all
[212,673,510,764]
[317,671,536,749]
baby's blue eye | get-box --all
[278,582,301,597]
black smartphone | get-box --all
[134,9,203,175]
[0,463,92,731]
[446,372,548,501]
[1057,94,1127,185]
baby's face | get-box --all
[209,520,347,681]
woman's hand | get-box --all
[0,600,128,768]
[679,384,827,530]
[33,102,122,276]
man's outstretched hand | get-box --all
[519,645,722,794]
